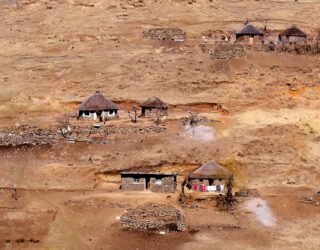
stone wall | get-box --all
[236,35,263,45]
[143,28,186,42]
[149,177,176,193]
[120,176,176,193]
[143,108,168,118]
[200,43,246,59]
[120,203,187,232]
[120,177,145,191]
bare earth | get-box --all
[0,0,320,249]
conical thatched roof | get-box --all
[188,161,231,179]
[236,24,264,36]
[79,91,118,111]
[140,96,168,108]
[279,26,307,38]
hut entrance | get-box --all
[146,177,151,189]
[249,37,254,45]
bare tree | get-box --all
[154,109,161,125]
[57,113,72,139]
[128,106,139,123]
[188,111,199,126]
[216,176,235,211]
[316,29,320,53]
[255,15,270,31]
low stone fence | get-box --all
[143,28,186,41]
[200,43,246,59]
[120,203,187,232]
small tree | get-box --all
[188,111,199,126]
[154,109,161,126]
[57,113,72,139]
[128,106,139,123]
[216,175,235,211]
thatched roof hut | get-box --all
[79,91,118,111]
[188,161,231,179]
[140,96,168,109]
[236,24,264,38]
[279,26,307,38]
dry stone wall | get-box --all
[120,177,145,191]
[149,177,176,193]
[143,28,186,41]
[200,44,246,59]
[120,203,187,232]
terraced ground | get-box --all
[0,0,319,249]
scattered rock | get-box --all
[299,193,320,206]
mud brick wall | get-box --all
[189,179,225,186]
[189,179,203,186]
[120,177,145,191]
[236,35,263,44]
[149,177,176,193]
[144,108,168,118]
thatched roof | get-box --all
[188,161,231,179]
[279,26,307,38]
[79,91,118,111]
[236,24,264,36]
[140,96,168,108]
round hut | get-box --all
[278,26,307,44]
[140,96,168,117]
[78,91,119,121]
[187,161,232,193]
[235,24,264,44]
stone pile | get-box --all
[235,188,259,197]
[0,125,166,147]
[201,29,230,42]
[180,116,219,126]
[64,199,128,209]
[0,127,62,146]
[120,0,145,8]
[120,203,187,232]
[200,44,246,59]
[78,125,166,136]
[143,28,186,41]
[299,194,320,206]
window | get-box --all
[84,111,89,116]
[109,110,114,115]
[133,178,140,184]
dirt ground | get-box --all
[0,0,320,249]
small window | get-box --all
[109,110,114,115]
[133,178,140,184]
[84,111,89,116]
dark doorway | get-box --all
[145,177,151,189]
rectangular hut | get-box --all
[120,172,177,193]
